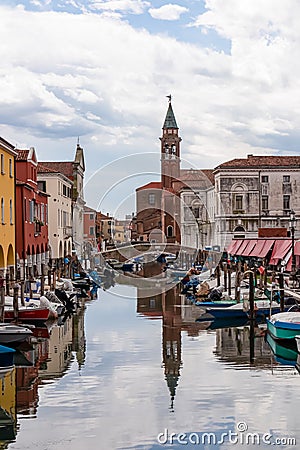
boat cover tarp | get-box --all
[249,239,275,258]
[269,239,292,265]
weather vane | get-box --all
[166,94,172,103]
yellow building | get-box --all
[0,137,17,275]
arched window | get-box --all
[1,198,4,224]
[9,199,13,224]
[167,225,173,237]
[234,226,245,232]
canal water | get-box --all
[1,281,300,449]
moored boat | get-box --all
[0,323,33,345]
[266,333,298,366]
[4,306,50,323]
[296,335,300,353]
[267,312,300,341]
[205,300,284,320]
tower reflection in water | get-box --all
[137,283,213,411]
[137,283,300,413]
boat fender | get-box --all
[243,300,250,312]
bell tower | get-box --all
[160,95,181,189]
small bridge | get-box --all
[98,242,199,265]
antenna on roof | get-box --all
[77,136,80,146]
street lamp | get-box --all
[289,210,296,274]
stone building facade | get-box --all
[214,155,300,248]
[135,101,300,253]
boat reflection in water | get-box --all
[266,333,300,371]
[0,366,16,444]
[0,306,86,445]
[136,283,300,415]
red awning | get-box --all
[249,239,266,257]
[240,240,257,256]
[269,239,292,265]
[286,242,300,271]
[235,239,251,256]
[227,239,243,255]
[250,239,275,258]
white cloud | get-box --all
[0,2,300,212]
[148,4,188,21]
[88,0,150,14]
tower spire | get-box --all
[163,95,178,129]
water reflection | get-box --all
[0,282,299,449]
[0,369,16,445]
[0,302,86,445]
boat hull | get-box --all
[207,306,283,320]
[4,307,50,322]
[267,319,300,340]
[296,335,300,353]
[266,333,298,366]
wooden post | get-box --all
[249,314,255,364]
[228,264,232,297]
[13,285,19,321]
[279,272,285,312]
[0,287,5,322]
[223,263,228,291]
[20,281,25,306]
[263,267,268,288]
[249,271,255,320]
[216,265,221,286]
[235,261,242,303]
[5,272,10,296]
[29,279,33,299]
[254,267,257,288]
[41,264,45,296]
[48,269,51,288]
[52,270,56,290]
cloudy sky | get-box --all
[1,0,300,215]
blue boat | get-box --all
[0,345,16,368]
[206,300,285,320]
[266,333,298,366]
[186,294,237,309]
[266,312,300,341]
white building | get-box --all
[40,143,86,259]
[213,155,300,248]
[37,166,73,260]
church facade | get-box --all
[135,99,300,252]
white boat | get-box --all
[0,323,33,344]
[5,295,59,320]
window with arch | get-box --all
[0,154,4,174]
[167,225,173,237]
[1,198,4,224]
[9,159,12,177]
[234,194,243,211]
[148,193,155,205]
[9,199,13,224]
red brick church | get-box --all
[134,96,182,244]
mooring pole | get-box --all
[279,273,285,312]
